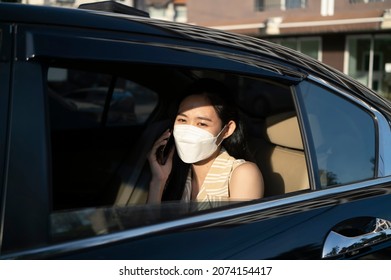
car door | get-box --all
[43,76,391,260]
[0,20,304,258]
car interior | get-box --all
[46,61,310,212]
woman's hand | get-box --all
[147,129,175,203]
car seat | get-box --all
[250,111,310,196]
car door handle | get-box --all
[322,217,391,258]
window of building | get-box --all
[298,81,376,188]
[147,1,186,22]
[255,0,279,11]
[285,0,307,9]
[174,4,187,22]
[321,0,334,16]
[255,0,263,10]
[148,6,167,19]
[255,0,307,11]
[271,37,322,60]
[56,0,75,4]
[346,35,391,100]
[350,0,385,3]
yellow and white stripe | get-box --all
[182,149,245,206]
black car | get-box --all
[1,1,391,260]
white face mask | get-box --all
[173,124,226,164]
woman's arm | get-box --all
[229,162,264,200]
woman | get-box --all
[147,79,264,204]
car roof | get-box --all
[0,3,334,65]
[1,2,390,114]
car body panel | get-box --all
[2,61,50,252]
[2,179,391,259]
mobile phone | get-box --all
[156,131,174,165]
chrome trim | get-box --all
[307,75,391,177]
[322,218,391,258]
[2,176,391,259]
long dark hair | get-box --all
[162,78,251,201]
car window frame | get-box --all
[43,63,310,245]
[17,24,304,84]
[1,60,51,255]
[0,25,12,252]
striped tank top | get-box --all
[181,149,245,205]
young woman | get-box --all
[147,79,264,205]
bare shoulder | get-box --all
[233,161,262,176]
[230,161,264,199]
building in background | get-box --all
[8,0,391,99]
[187,0,391,100]
[17,0,186,22]
[143,0,186,22]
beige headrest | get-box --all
[266,112,303,150]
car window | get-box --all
[45,64,308,245]
[47,65,158,210]
[47,67,158,129]
[50,201,235,244]
[297,81,376,187]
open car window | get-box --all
[47,67,158,129]
[48,64,160,210]
[46,61,309,244]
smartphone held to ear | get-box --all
[156,132,174,165]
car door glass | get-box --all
[50,201,232,244]
[47,66,158,210]
[298,81,376,187]
[47,67,158,129]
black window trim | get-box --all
[20,25,305,84]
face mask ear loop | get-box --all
[216,124,228,146]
